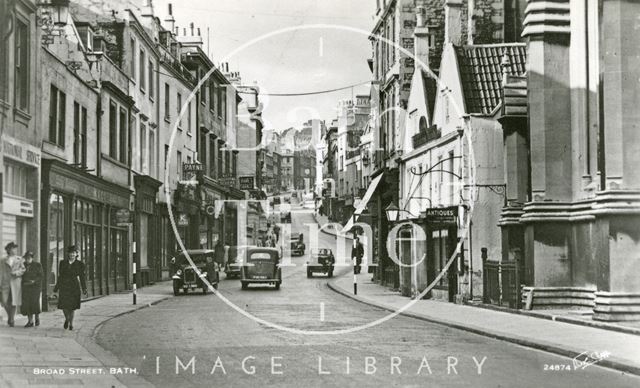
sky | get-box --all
[148,0,376,131]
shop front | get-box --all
[424,206,460,302]
[41,159,132,310]
[2,134,41,259]
[134,175,162,286]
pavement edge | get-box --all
[326,279,640,377]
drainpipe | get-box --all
[96,97,102,176]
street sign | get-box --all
[424,206,458,224]
[239,176,255,190]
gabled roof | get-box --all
[455,43,527,115]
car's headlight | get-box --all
[201,272,208,277]
[176,269,182,276]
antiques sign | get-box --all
[425,206,458,224]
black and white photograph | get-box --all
[0,0,639,387]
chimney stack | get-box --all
[444,0,463,46]
[197,27,201,36]
[164,3,175,32]
[190,22,194,36]
[142,0,154,16]
[413,5,431,69]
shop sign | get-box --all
[3,195,34,218]
[182,163,204,173]
[424,206,458,224]
[114,209,132,225]
[50,171,129,209]
[177,213,189,226]
[2,135,41,167]
[219,175,236,187]
[239,176,255,190]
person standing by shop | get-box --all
[53,246,87,330]
[351,237,364,275]
[0,242,25,327]
[21,251,43,327]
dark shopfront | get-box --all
[424,206,460,303]
[134,175,162,286]
[41,160,132,310]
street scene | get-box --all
[1,0,640,387]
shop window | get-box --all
[14,16,29,112]
[432,229,449,287]
[49,85,66,146]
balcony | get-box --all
[412,125,441,149]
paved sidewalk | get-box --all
[328,271,640,376]
[0,281,173,387]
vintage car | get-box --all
[225,246,243,279]
[289,232,305,256]
[306,248,335,278]
[241,247,282,290]
[171,250,219,295]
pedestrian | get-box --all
[53,245,87,331]
[21,251,43,327]
[351,237,364,274]
[0,242,25,327]
[214,239,226,269]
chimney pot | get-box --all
[445,0,464,46]
[168,3,172,15]
[183,28,187,36]
[197,27,201,36]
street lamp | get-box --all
[37,0,70,27]
[385,202,400,223]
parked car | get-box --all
[289,232,305,256]
[171,250,219,295]
[307,248,335,278]
[241,247,282,290]
[225,246,243,278]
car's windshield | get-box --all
[274,197,281,205]
[175,252,211,266]
[314,249,330,255]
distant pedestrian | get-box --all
[351,237,364,274]
[214,239,226,269]
[21,251,43,327]
[1,242,25,327]
[53,245,87,331]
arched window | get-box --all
[419,116,428,133]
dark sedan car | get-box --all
[171,250,219,295]
[306,248,335,278]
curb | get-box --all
[326,280,640,377]
[76,293,173,387]
[469,301,640,337]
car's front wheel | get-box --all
[275,282,281,290]
[241,281,248,290]
[307,268,312,278]
[173,281,180,296]
[328,268,334,278]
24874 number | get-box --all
[543,364,572,371]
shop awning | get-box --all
[341,173,383,233]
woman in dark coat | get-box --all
[21,251,43,327]
[53,245,87,330]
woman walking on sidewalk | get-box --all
[21,251,43,327]
[0,242,25,327]
[53,245,87,331]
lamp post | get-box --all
[37,0,70,27]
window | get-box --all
[164,83,170,120]
[212,81,218,113]
[176,150,182,178]
[109,100,117,157]
[148,60,154,99]
[209,82,216,110]
[198,130,207,164]
[140,122,147,173]
[225,149,230,175]
[187,101,192,134]
[73,102,88,167]
[209,136,216,177]
[49,85,66,146]
[232,153,237,176]
[0,34,7,100]
[200,69,206,105]
[130,38,136,80]
[217,141,223,178]
[221,85,227,123]
[48,193,65,293]
[149,130,156,177]
[14,17,29,111]
[4,161,28,197]
[216,84,223,117]
[177,92,182,129]
[164,144,169,173]
[139,49,146,91]
[119,107,128,164]
[448,151,455,205]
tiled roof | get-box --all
[456,44,527,115]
